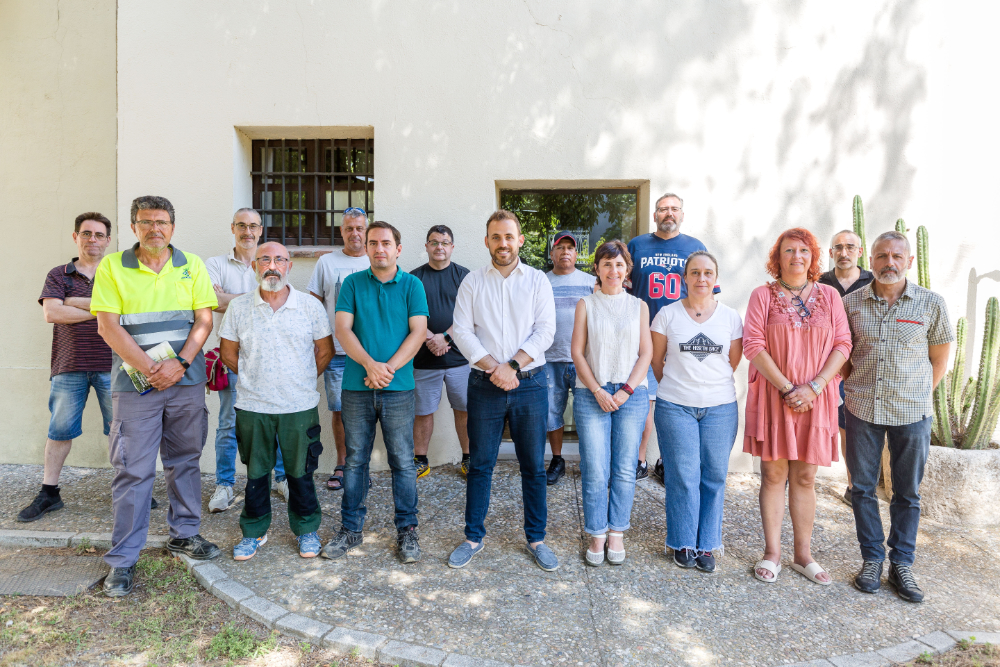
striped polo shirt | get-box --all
[91,243,218,392]
[39,259,113,377]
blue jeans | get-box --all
[544,361,576,432]
[655,399,738,552]
[323,355,347,412]
[215,372,284,486]
[845,409,931,566]
[575,383,649,535]
[340,389,418,532]
[465,368,548,543]
[48,371,113,440]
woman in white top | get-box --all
[571,241,652,566]
[651,250,743,573]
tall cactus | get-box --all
[917,226,930,289]
[853,195,868,270]
[896,219,910,278]
[964,297,1000,449]
[949,317,968,423]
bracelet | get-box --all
[622,383,634,396]
[807,380,824,397]
[778,382,794,398]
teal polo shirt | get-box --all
[336,267,429,391]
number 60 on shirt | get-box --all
[648,272,682,300]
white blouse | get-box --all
[575,290,647,388]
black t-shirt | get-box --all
[818,268,874,299]
[410,262,470,369]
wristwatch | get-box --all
[443,332,454,346]
[176,356,191,370]
[507,359,521,372]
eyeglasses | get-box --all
[790,293,811,319]
[77,231,108,240]
[234,223,262,232]
[134,220,173,229]
[257,256,289,267]
[832,244,859,252]
[426,241,453,248]
[343,207,366,216]
[656,206,682,214]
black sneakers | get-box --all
[854,560,883,593]
[17,490,64,523]
[397,526,421,563]
[166,534,221,560]
[695,551,716,573]
[673,548,696,568]
[635,460,649,480]
[546,456,566,486]
[653,458,665,485]
[888,562,924,603]
[321,528,363,560]
[103,565,136,597]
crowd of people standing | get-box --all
[24,193,952,605]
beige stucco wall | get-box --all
[6,0,1000,473]
[1,0,117,467]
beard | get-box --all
[656,218,678,234]
[875,267,903,285]
[491,247,516,267]
[258,270,287,292]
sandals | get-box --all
[754,559,781,583]
[585,535,606,566]
[326,465,345,491]
[790,561,832,586]
[606,531,625,565]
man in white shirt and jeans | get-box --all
[448,210,558,571]
[307,208,371,492]
[205,208,288,512]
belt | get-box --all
[471,366,544,380]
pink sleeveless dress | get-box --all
[742,282,852,466]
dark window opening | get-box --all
[251,138,374,246]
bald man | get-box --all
[219,242,334,561]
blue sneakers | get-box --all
[298,532,321,558]
[233,534,267,561]
[527,542,560,571]
[448,541,485,568]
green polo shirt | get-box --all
[336,267,428,391]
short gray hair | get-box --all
[131,195,175,226]
[871,230,911,256]
[342,208,368,225]
[655,192,684,209]
[232,207,261,224]
[830,229,861,246]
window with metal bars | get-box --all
[251,138,374,246]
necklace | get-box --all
[778,277,808,292]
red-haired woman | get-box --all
[744,228,852,585]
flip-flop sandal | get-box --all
[326,465,345,491]
[754,559,781,583]
[790,561,832,586]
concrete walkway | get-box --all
[1,462,998,666]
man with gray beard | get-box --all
[842,231,952,603]
[219,242,334,561]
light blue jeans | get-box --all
[544,361,576,432]
[575,383,649,536]
[216,372,284,486]
[655,399,738,552]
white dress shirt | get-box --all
[451,259,556,371]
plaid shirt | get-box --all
[843,280,953,426]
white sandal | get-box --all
[790,561,832,586]
[585,535,606,566]
[606,532,625,565]
[754,559,781,583]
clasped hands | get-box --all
[782,382,820,413]
[485,362,520,391]
[593,387,630,413]
[364,361,396,389]
[146,358,186,391]
[425,332,450,357]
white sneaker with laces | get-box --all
[273,479,290,503]
[208,485,234,513]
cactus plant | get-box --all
[917,226,930,289]
[895,218,907,235]
[853,195,868,270]
[964,297,1000,449]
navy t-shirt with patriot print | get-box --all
[626,233,707,323]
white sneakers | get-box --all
[273,479,290,503]
[209,485,234,513]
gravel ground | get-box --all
[1,462,998,666]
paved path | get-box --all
[1,463,998,666]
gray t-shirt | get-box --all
[545,269,596,362]
[306,249,370,355]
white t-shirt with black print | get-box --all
[650,300,743,408]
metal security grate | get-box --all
[251,138,374,246]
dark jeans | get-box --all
[845,409,932,566]
[465,368,548,544]
[340,389,418,533]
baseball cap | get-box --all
[552,231,577,247]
